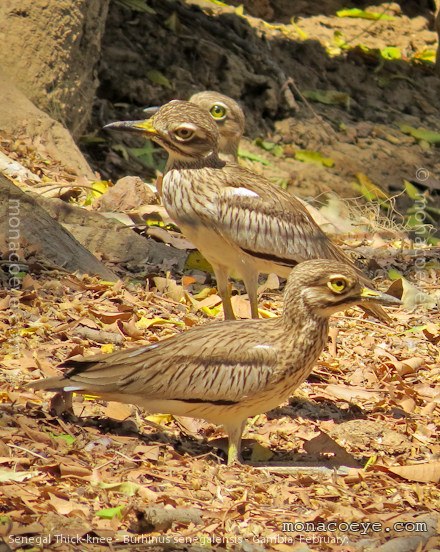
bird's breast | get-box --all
[162,169,248,270]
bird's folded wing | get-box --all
[36,322,280,404]
[216,189,348,267]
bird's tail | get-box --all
[26,352,142,395]
[26,376,85,393]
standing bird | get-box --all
[186,91,245,163]
[144,91,244,164]
[143,91,244,195]
[105,100,390,322]
[27,261,400,464]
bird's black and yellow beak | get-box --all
[360,287,401,305]
[103,119,158,135]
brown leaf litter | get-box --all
[0,260,438,551]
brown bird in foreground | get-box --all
[27,260,400,464]
[106,100,390,323]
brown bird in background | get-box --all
[27,260,400,464]
[186,91,245,163]
[187,91,333,229]
[106,100,390,322]
[145,91,244,163]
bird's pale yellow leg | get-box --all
[213,264,235,320]
[224,420,246,464]
[242,268,260,319]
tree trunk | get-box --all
[0,175,117,281]
[0,70,95,179]
[37,194,187,268]
[0,0,110,139]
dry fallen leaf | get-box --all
[230,295,252,318]
[386,277,437,309]
[375,462,440,483]
[0,470,40,483]
[322,384,382,402]
[48,493,89,516]
[104,402,133,421]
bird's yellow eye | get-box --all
[174,127,194,140]
[328,277,347,294]
[210,104,227,119]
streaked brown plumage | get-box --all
[187,91,245,163]
[144,91,244,164]
[27,260,400,464]
[106,100,390,323]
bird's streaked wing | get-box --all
[50,321,280,403]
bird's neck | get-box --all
[279,295,329,343]
[165,152,225,172]
[218,137,239,163]
[277,299,329,376]
[219,150,238,164]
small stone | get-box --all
[93,176,159,211]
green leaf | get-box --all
[96,505,124,520]
[254,139,284,157]
[403,180,422,200]
[380,47,401,60]
[84,181,110,206]
[97,481,140,496]
[79,135,107,145]
[295,150,335,167]
[336,8,394,21]
[353,173,389,202]
[388,268,402,281]
[403,325,428,334]
[112,144,130,161]
[303,89,350,108]
[399,124,440,145]
[146,70,172,89]
[364,455,378,469]
[128,146,154,161]
[250,442,273,462]
[412,49,436,64]
[237,148,270,165]
[50,433,75,446]
[165,12,181,33]
[333,30,348,49]
[289,18,308,40]
[185,250,214,273]
[405,214,436,241]
[127,141,165,170]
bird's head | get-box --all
[285,260,400,319]
[142,91,245,162]
[104,100,220,163]
[188,91,245,161]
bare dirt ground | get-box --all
[1,1,439,551]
